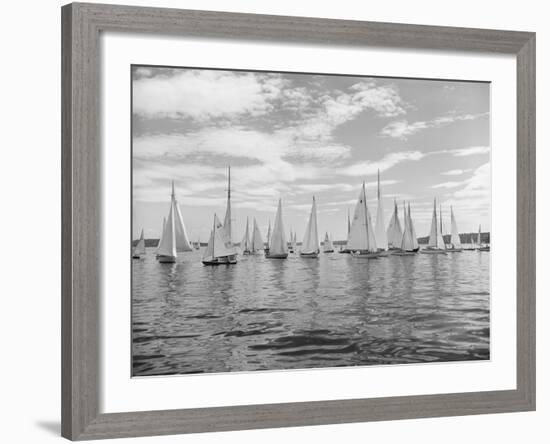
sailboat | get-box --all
[266,199,288,259]
[446,206,463,252]
[202,214,238,265]
[132,228,146,259]
[300,196,320,258]
[265,220,272,255]
[340,209,352,253]
[323,232,334,253]
[375,170,389,255]
[386,199,403,250]
[240,217,252,255]
[250,218,265,253]
[195,237,201,250]
[421,198,447,254]
[477,225,490,251]
[222,166,237,263]
[157,198,177,263]
[291,231,297,254]
[170,181,193,253]
[348,183,379,258]
[393,203,416,256]
[155,217,166,258]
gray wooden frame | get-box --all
[61,2,536,440]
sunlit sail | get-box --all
[300,196,320,258]
[266,198,288,259]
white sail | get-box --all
[323,232,334,252]
[203,214,237,261]
[427,199,445,248]
[157,203,177,258]
[269,199,288,255]
[437,205,446,248]
[292,231,297,251]
[374,170,388,250]
[134,229,146,255]
[301,197,319,254]
[400,204,414,250]
[156,217,166,253]
[266,220,271,247]
[450,206,462,248]
[251,218,264,252]
[223,166,233,244]
[386,200,403,248]
[240,217,251,252]
[170,182,193,252]
[408,203,419,250]
[347,183,377,252]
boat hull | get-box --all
[157,255,176,263]
[132,254,142,259]
[265,253,288,259]
[393,251,417,256]
[202,255,237,265]
[446,248,463,252]
[300,252,319,258]
[420,248,447,255]
[478,246,490,251]
[323,249,334,253]
[350,251,379,259]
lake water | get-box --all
[132,248,490,376]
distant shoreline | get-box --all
[133,232,491,247]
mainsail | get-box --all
[450,206,462,248]
[157,202,177,259]
[400,204,415,251]
[301,196,319,254]
[251,218,264,252]
[133,229,146,256]
[202,214,237,261]
[170,181,193,252]
[156,217,166,253]
[266,220,271,247]
[347,183,377,252]
[268,198,288,256]
[427,199,445,248]
[323,232,334,252]
[240,217,251,252]
[375,170,388,250]
[386,200,402,248]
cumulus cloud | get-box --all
[342,151,425,176]
[380,112,488,140]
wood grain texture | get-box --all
[61,2,536,440]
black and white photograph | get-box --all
[131,65,491,377]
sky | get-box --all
[132,65,490,243]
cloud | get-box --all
[380,112,488,140]
[450,146,490,157]
[431,181,464,189]
[133,70,284,120]
[342,151,424,176]
[441,169,471,176]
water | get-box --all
[132,249,490,376]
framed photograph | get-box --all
[62,2,535,440]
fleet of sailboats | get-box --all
[133,168,490,265]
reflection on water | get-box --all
[132,249,490,376]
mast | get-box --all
[223,166,232,244]
[347,209,351,234]
[211,214,216,261]
[363,182,368,248]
